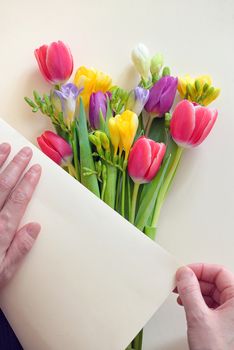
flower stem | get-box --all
[151,146,183,228]
[121,160,128,217]
[104,164,117,209]
[145,114,154,137]
[130,183,140,224]
[121,170,126,217]
[70,133,80,181]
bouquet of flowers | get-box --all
[25,40,220,350]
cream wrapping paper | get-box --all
[0,118,180,350]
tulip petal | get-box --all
[37,135,62,164]
[34,45,53,83]
[43,131,72,158]
[191,109,218,147]
[144,77,167,113]
[128,137,152,182]
[145,143,166,182]
[46,41,73,83]
[170,100,196,146]
[159,77,178,115]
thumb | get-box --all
[176,266,208,323]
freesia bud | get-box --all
[145,76,178,116]
[53,83,81,128]
[89,92,109,129]
[37,131,73,166]
[170,100,218,147]
[162,66,171,77]
[177,75,220,106]
[35,41,73,84]
[95,131,110,151]
[150,53,164,76]
[131,43,151,80]
[128,137,166,183]
[126,87,149,116]
[108,117,121,156]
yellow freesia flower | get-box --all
[109,117,121,156]
[74,66,112,106]
[108,110,138,159]
[177,74,220,106]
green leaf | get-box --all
[76,98,100,198]
[135,155,171,230]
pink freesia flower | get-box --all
[128,137,166,184]
[35,41,73,84]
[170,100,218,147]
[37,131,73,165]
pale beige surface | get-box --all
[0,119,180,350]
[0,0,234,349]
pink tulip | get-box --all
[128,137,166,184]
[35,41,73,84]
[170,100,218,147]
[37,131,73,166]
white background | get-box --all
[0,0,234,349]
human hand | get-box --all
[175,263,234,350]
[0,143,41,289]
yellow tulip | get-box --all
[74,66,112,106]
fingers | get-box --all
[0,146,33,209]
[188,263,234,304]
[177,295,219,309]
[0,164,41,257]
[0,143,11,168]
[0,222,41,288]
[176,266,208,324]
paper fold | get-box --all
[0,118,180,350]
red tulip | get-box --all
[37,131,73,166]
[35,41,73,84]
[170,100,218,147]
[128,137,166,184]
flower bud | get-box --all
[37,131,73,166]
[128,137,166,183]
[131,43,151,80]
[150,53,164,76]
[126,87,149,116]
[35,41,73,84]
[170,100,218,147]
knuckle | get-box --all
[17,235,33,255]
[9,188,30,204]
[0,212,11,237]
[0,174,13,192]
[180,283,198,297]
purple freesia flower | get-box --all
[145,76,178,116]
[126,87,149,116]
[54,83,82,126]
[89,91,110,129]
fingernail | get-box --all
[0,143,10,154]
[20,147,32,158]
[30,164,41,174]
[176,266,194,282]
[26,222,41,239]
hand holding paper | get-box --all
[0,143,41,285]
[0,119,180,350]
